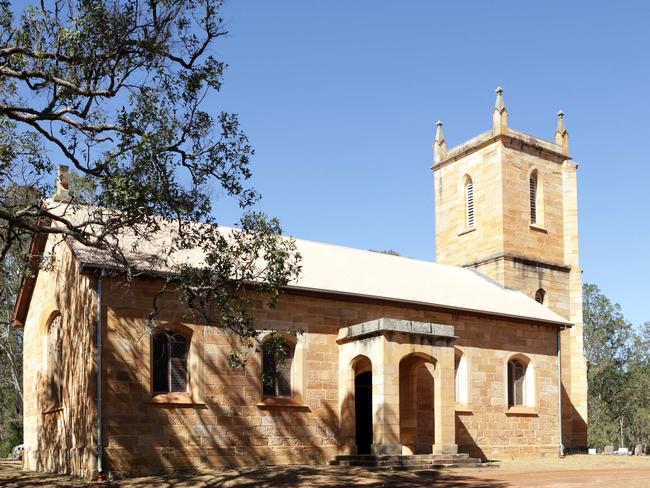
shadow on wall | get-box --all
[561,383,587,452]
[100,285,341,477]
[400,354,436,455]
[33,253,97,477]
[456,414,489,462]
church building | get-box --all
[13,88,588,478]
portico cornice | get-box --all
[336,317,456,345]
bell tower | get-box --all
[432,88,587,450]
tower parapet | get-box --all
[432,88,587,450]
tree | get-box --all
[0,0,300,369]
[0,188,27,456]
[583,283,648,450]
[625,321,650,449]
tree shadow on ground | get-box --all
[1,460,510,487]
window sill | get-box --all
[505,406,538,416]
[529,223,547,233]
[257,397,310,410]
[455,404,473,414]
[42,404,64,415]
[458,227,476,237]
[147,393,206,408]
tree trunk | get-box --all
[619,416,625,448]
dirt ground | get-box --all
[1,455,650,487]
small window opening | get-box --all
[535,288,546,304]
[508,360,526,407]
[465,177,475,228]
[48,314,64,406]
[153,331,189,393]
[455,349,468,404]
[530,173,538,224]
[262,339,294,397]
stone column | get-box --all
[433,345,457,455]
[371,335,401,455]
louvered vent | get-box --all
[529,175,537,224]
[466,179,475,228]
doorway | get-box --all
[354,371,373,455]
[399,354,436,454]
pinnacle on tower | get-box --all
[433,120,447,163]
[554,110,569,156]
[492,86,508,135]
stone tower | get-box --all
[432,88,587,450]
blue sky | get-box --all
[211,1,649,326]
[8,1,648,326]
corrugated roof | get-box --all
[47,201,572,327]
[286,237,571,326]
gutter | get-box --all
[557,328,565,456]
[78,263,572,329]
[283,285,573,329]
[96,272,105,480]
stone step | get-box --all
[333,453,471,462]
[330,458,480,467]
[329,461,488,470]
[381,457,478,465]
[329,453,487,470]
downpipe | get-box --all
[557,327,565,457]
[96,272,104,480]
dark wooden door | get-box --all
[355,371,373,454]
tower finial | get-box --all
[433,120,447,163]
[554,110,569,155]
[492,86,508,134]
[494,86,505,110]
[435,120,445,143]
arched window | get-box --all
[455,349,469,405]
[465,176,475,228]
[508,360,525,406]
[152,331,189,393]
[529,171,538,224]
[262,336,295,397]
[507,356,535,408]
[47,313,64,406]
[535,288,546,304]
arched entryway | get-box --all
[352,356,373,454]
[337,318,458,457]
[399,353,436,454]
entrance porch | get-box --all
[337,318,458,457]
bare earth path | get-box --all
[1,455,649,487]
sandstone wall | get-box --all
[100,278,560,475]
[21,240,97,478]
[433,133,588,450]
[434,142,505,266]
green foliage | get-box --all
[0,0,300,353]
[257,331,300,388]
[0,413,21,458]
[584,283,650,449]
[0,0,301,450]
[0,190,25,456]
